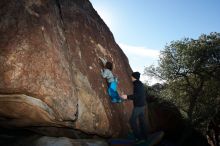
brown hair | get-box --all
[105,62,113,71]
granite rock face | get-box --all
[0,0,133,136]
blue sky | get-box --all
[90,0,220,84]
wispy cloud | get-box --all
[118,43,161,85]
[118,43,160,59]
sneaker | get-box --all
[111,99,118,103]
[117,99,122,103]
[135,139,145,145]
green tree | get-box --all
[144,32,220,131]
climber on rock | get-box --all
[99,57,122,103]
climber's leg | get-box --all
[108,87,117,103]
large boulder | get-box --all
[0,0,133,136]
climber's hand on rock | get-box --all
[99,57,107,66]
